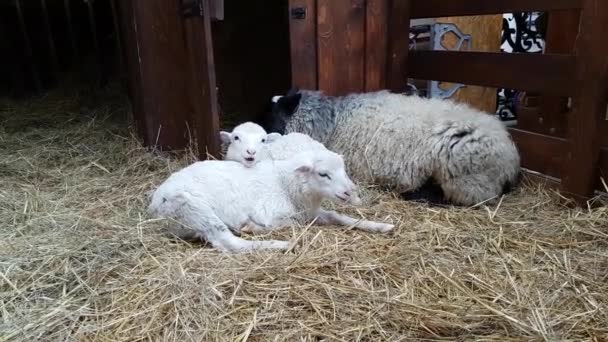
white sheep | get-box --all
[220,121,328,167]
[257,89,521,206]
[147,149,394,253]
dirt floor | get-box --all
[1,87,607,341]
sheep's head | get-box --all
[293,150,361,206]
[220,122,281,168]
[255,87,302,135]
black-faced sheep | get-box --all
[256,89,521,206]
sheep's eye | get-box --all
[261,138,266,143]
[318,172,331,179]
[233,136,239,141]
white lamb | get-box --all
[257,89,521,206]
[147,150,394,253]
[220,121,327,167]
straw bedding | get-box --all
[1,88,607,341]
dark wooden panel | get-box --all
[510,129,608,192]
[408,50,577,96]
[183,0,220,158]
[509,128,565,179]
[599,147,608,191]
[317,0,366,95]
[288,0,318,90]
[386,0,411,92]
[120,0,194,150]
[561,0,608,202]
[365,0,388,91]
[411,0,582,19]
[532,10,581,138]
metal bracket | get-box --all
[182,0,203,18]
[428,23,472,99]
[291,7,306,20]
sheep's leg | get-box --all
[314,209,394,233]
[171,195,290,252]
[241,217,293,235]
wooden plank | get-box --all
[183,0,220,158]
[561,0,608,203]
[365,0,389,92]
[288,0,317,90]
[509,128,565,179]
[120,0,195,150]
[509,129,608,192]
[408,50,577,96]
[436,15,503,113]
[599,147,608,191]
[532,10,581,137]
[411,0,582,19]
[386,0,411,92]
[317,0,366,95]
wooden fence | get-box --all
[288,0,608,204]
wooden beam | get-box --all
[317,0,366,95]
[561,0,608,203]
[183,0,221,158]
[386,0,411,92]
[365,0,389,92]
[408,51,577,96]
[288,0,318,90]
[118,0,196,150]
[411,0,582,19]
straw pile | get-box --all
[1,87,607,341]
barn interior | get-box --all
[1,1,607,340]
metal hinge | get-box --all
[182,0,203,18]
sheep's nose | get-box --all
[343,190,352,197]
[246,149,256,155]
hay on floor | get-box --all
[1,88,607,341]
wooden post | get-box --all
[183,0,221,158]
[117,0,197,150]
[365,0,389,92]
[561,0,608,202]
[386,0,411,92]
[288,0,318,90]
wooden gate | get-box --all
[288,0,608,204]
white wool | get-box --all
[221,122,328,167]
[147,150,393,253]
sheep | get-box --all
[147,149,394,253]
[255,88,521,206]
[219,121,328,167]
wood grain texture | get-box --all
[386,0,411,92]
[317,0,366,95]
[436,15,502,112]
[289,0,318,90]
[183,0,220,158]
[365,0,389,91]
[561,0,608,202]
[119,0,194,150]
[411,0,582,19]
[408,50,577,96]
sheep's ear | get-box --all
[286,86,300,96]
[277,93,302,116]
[219,131,231,144]
[266,132,281,142]
[295,161,313,174]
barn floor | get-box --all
[1,86,608,341]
